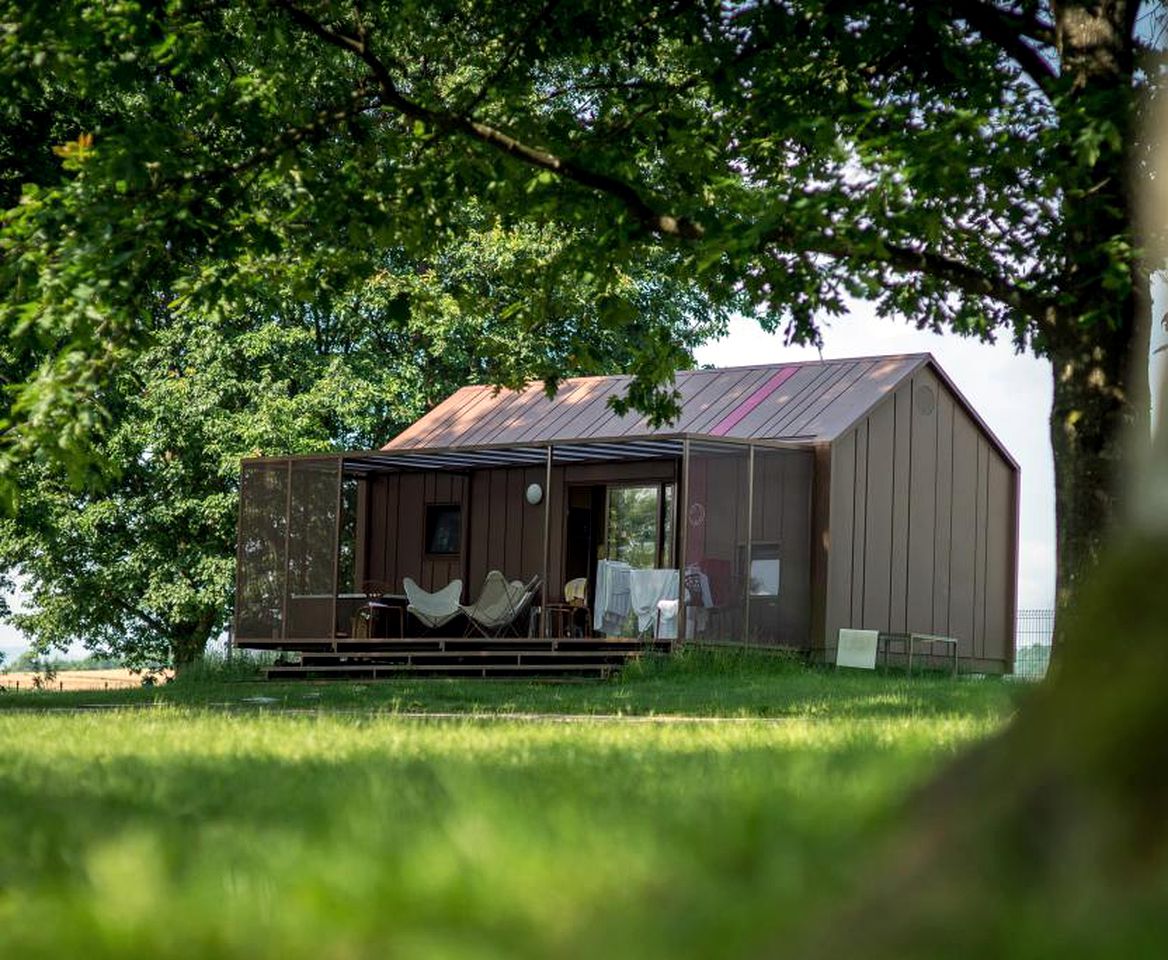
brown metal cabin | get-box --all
[233,353,1018,676]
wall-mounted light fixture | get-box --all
[525,482,544,506]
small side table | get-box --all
[908,633,959,677]
[879,632,960,677]
[365,600,404,640]
[544,602,592,639]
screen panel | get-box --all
[683,442,749,642]
[749,447,814,647]
[285,458,341,640]
[234,460,290,642]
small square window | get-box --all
[425,504,461,555]
[749,543,781,597]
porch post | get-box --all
[329,456,344,643]
[541,444,553,638]
[280,459,292,643]
[744,444,755,648]
[230,463,248,659]
[677,438,690,650]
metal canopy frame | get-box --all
[240,432,812,476]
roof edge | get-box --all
[824,353,1019,472]
[924,356,1020,472]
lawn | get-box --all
[0,654,1023,958]
[0,647,1020,719]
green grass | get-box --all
[0,655,1024,958]
[0,647,1021,720]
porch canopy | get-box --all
[233,434,814,647]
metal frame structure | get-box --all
[233,433,816,649]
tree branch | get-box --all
[457,0,563,114]
[270,0,1059,322]
[975,2,1057,45]
[942,0,1060,95]
[110,595,171,637]
[273,0,704,240]
[881,240,1052,319]
[197,80,382,188]
[759,222,1053,322]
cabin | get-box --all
[233,353,1018,677]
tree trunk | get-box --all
[1047,316,1140,623]
[1045,0,1143,645]
[791,531,1168,959]
[169,612,215,677]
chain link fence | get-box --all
[1013,608,1053,680]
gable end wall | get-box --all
[822,368,1017,672]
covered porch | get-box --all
[233,435,817,678]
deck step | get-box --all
[266,662,613,680]
[250,634,669,682]
[243,637,668,654]
[298,649,639,663]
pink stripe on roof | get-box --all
[709,367,798,436]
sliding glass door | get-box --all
[604,482,675,570]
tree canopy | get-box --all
[1,1,1164,621]
[0,214,712,667]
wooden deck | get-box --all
[240,636,672,681]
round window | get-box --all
[915,385,936,415]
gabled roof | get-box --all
[387,353,938,450]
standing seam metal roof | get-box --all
[385,354,940,450]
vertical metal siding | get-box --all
[889,384,912,634]
[984,455,1013,663]
[862,401,895,629]
[932,389,955,633]
[850,421,869,627]
[809,445,833,655]
[974,437,991,659]
[825,433,855,652]
[906,372,939,634]
[822,377,1017,671]
[948,411,980,654]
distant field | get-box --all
[0,668,171,692]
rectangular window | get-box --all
[749,542,781,596]
[606,484,660,569]
[605,482,676,570]
[425,504,461,555]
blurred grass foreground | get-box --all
[0,653,1018,959]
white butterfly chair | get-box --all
[461,571,541,638]
[403,577,463,632]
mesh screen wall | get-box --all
[285,459,341,640]
[234,460,291,642]
[748,447,814,646]
[235,458,342,643]
[683,442,750,642]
